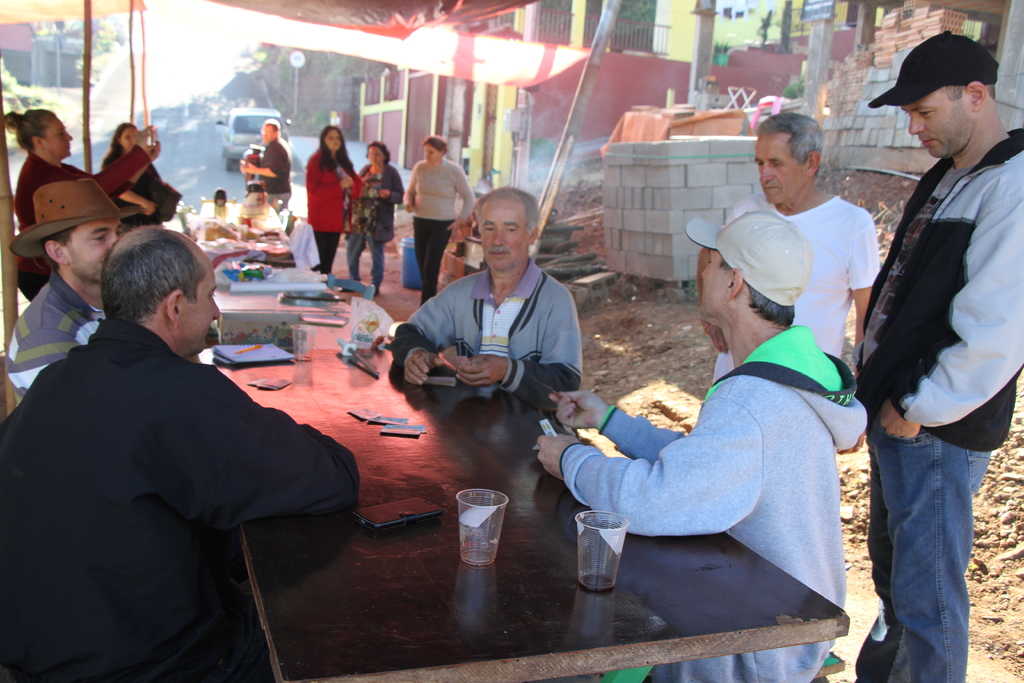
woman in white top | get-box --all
[403,136,475,305]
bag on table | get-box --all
[348,297,394,349]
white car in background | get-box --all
[217,107,289,171]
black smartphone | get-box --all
[353,498,443,530]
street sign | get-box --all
[801,0,834,22]
[290,50,306,69]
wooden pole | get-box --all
[130,0,136,123]
[534,0,623,245]
[83,0,93,173]
[0,65,20,413]
[804,17,834,123]
[141,9,150,128]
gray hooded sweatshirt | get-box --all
[560,326,866,683]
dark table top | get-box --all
[217,350,848,683]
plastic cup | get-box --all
[290,324,315,361]
[576,510,629,591]
[457,489,509,566]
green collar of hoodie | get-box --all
[706,326,856,406]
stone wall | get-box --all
[603,137,757,283]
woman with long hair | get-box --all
[403,135,474,305]
[5,109,153,300]
[347,141,404,293]
[305,125,362,275]
[102,123,167,228]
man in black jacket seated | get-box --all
[0,228,360,683]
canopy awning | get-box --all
[0,0,589,87]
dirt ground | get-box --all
[558,170,1024,681]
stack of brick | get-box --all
[829,47,874,119]
[602,137,757,283]
[822,48,913,151]
[873,1,967,67]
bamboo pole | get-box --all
[130,0,136,123]
[83,0,94,173]
[1,66,20,413]
[141,9,150,128]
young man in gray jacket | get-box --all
[855,33,1024,683]
[538,211,866,683]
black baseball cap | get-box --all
[869,31,998,108]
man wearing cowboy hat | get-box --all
[5,178,140,401]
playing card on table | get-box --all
[348,409,381,421]
[380,424,427,437]
[369,416,410,425]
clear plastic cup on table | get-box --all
[576,510,629,591]
[457,489,509,566]
[290,324,315,361]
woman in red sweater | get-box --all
[305,126,362,275]
[5,109,153,300]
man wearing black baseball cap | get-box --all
[855,31,1024,683]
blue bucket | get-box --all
[401,237,422,290]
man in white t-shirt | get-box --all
[699,113,880,379]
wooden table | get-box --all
[219,351,848,682]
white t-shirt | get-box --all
[714,193,879,379]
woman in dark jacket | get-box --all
[102,122,165,228]
[306,126,362,275]
[347,141,404,292]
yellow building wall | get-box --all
[465,83,518,189]
[466,82,485,183]
[666,2,697,61]
[491,86,517,188]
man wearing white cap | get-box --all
[537,211,866,683]
[6,178,139,402]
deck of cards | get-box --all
[349,409,426,437]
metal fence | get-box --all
[537,8,573,44]
[583,14,670,54]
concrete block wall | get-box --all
[603,137,757,282]
[823,47,912,146]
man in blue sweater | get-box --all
[538,211,866,683]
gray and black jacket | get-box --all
[857,129,1024,451]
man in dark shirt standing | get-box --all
[0,228,359,682]
[240,119,292,211]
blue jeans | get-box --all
[346,233,387,289]
[856,418,989,683]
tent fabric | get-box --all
[0,0,588,88]
[143,0,589,87]
[0,0,143,23]
[201,0,535,39]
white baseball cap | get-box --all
[686,210,813,306]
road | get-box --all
[9,14,328,217]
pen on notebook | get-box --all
[235,344,263,355]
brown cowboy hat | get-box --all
[11,179,142,258]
